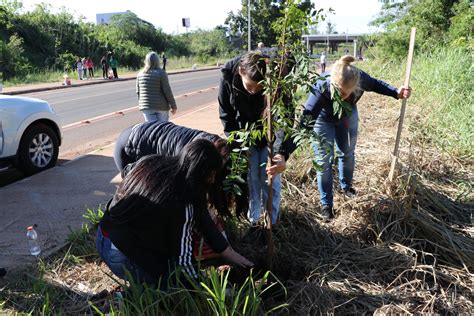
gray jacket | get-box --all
[136,69,177,111]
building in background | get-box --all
[96,11,129,25]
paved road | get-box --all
[22,69,221,125]
[0,69,222,187]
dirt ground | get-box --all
[1,87,472,314]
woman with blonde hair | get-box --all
[136,51,177,122]
[302,55,411,220]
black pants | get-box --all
[112,67,118,78]
[88,68,94,78]
[102,65,108,78]
[114,126,134,173]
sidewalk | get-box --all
[2,66,219,95]
[0,101,223,275]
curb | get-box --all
[3,67,220,95]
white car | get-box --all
[0,95,62,175]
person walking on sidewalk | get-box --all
[218,51,293,226]
[97,139,253,288]
[82,57,87,79]
[75,57,83,80]
[320,51,326,73]
[136,51,177,122]
[109,55,119,79]
[162,53,167,71]
[86,57,94,79]
[302,55,411,220]
[100,54,108,79]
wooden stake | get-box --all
[388,27,416,181]
[265,89,274,270]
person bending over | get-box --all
[97,139,253,288]
[302,55,411,220]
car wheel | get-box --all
[17,123,59,175]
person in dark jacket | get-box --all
[97,139,253,288]
[303,55,411,220]
[100,55,108,79]
[218,51,293,225]
[114,120,248,218]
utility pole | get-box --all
[248,0,251,51]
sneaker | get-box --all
[342,187,357,198]
[320,205,334,221]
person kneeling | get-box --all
[96,139,253,289]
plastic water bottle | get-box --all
[26,226,41,256]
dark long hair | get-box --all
[110,139,224,222]
[238,51,267,83]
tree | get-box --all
[325,20,337,34]
[225,0,314,49]
[370,0,464,58]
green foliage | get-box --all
[0,0,236,82]
[0,34,31,79]
[226,0,315,48]
[224,0,324,200]
[359,47,473,158]
[188,27,237,63]
[448,0,474,48]
[370,0,473,59]
[95,268,287,315]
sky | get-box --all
[19,0,384,35]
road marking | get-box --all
[62,85,218,130]
[60,101,219,166]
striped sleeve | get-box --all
[178,204,197,278]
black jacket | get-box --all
[124,120,221,163]
[100,193,229,280]
[218,56,294,160]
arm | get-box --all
[218,78,239,135]
[194,208,229,254]
[195,207,253,268]
[359,71,399,99]
[160,72,177,111]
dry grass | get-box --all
[1,94,472,315]
[263,93,473,314]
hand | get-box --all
[266,154,286,176]
[397,86,412,99]
[220,247,254,268]
[170,108,177,115]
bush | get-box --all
[359,47,473,158]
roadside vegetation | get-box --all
[0,0,472,314]
[0,0,237,85]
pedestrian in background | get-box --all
[136,51,177,122]
[320,51,326,73]
[162,53,167,71]
[82,57,87,79]
[86,57,94,79]
[109,55,119,79]
[100,54,108,79]
[75,57,83,80]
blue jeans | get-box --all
[312,109,358,207]
[142,110,169,122]
[96,228,158,286]
[247,146,281,225]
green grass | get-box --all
[0,206,288,315]
[2,56,224,88]
[359,47,473,159]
